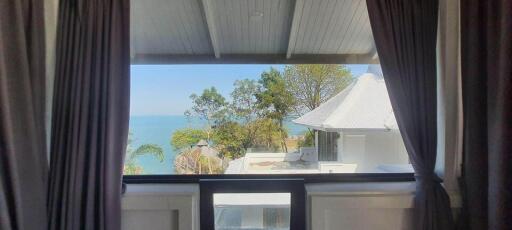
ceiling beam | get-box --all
[201,0,221,58]
[132,53,379,65]
[286,0,304,59]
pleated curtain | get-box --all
[366,0,454,229]
[459,0,512,229]
[47,0,130,229]
[0,0,49,229]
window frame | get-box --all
[125,63,416,184]
[124,0,462,191]
[123,173,415,184]
[199,179,306,230]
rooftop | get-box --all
[292,65,398,131]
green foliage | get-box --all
[187,87,228,125]
[251,118,283,151]
[132,144,165,162]
[255,68,295,152]
[172,65,353,161]
[229,79,263,149]
[256,68,295,121]
[187,87,228,141]
[124,133,164,175]
[171,128,208,150]
[230,79,261,123]
[212,121,248,159]
[284,64,353,114]
[297,130,315,147]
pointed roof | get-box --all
[293,66,398,131]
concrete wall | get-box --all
[339,130,409,173]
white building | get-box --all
[225,66,412,174]
[293,65,412,173]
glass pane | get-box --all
[127,0,413,176]
[213,193,291,230]
[125,64,413,175]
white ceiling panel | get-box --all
[208,0,294,54]
[131,0,213,55]
[131,0,377,64]
[289,0,375,55]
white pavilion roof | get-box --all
[293,67,398,131]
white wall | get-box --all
[307,182,461,230]
[120,1,462,229]
[121,183,460,230]
[436,0,462,192]
[339,130,409,172]
[44,0,58,158]
[122,184,199,230]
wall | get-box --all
[436,0,462,192]
[121,0,462,229]
[122,183,461,230]
[44,0,58,156]
[307,183,461,230]
[122,184,199,230]
[339,130,409,173]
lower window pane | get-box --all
[214,193,291,230]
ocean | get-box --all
[128,115,307,174]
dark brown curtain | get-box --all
[48,0,130,229]
[366,0,453,229]
[460,0,512,229]
[0,0,48,230]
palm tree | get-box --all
[124,133,164,175]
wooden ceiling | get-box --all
[131,0,378,64]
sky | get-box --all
[130,64,369,116]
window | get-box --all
[126,0,414,177]
[124,64,412,175]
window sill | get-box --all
[123,183,199,196]
[123,173,415,184]
[306,182,462,208]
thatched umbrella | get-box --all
[174,140,223,174]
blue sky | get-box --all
[130,64,369,116]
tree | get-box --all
[297,130,315,147]
[171,128,208,150]
[230,79,261,123]
[256,68,295,152]
[124,133,164,175]
[284,64,353,115]
[186,87,228,141]
[252,118,282,151]
[284,64,352,148]
[212,121,247,159]
[230,79,262,148]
